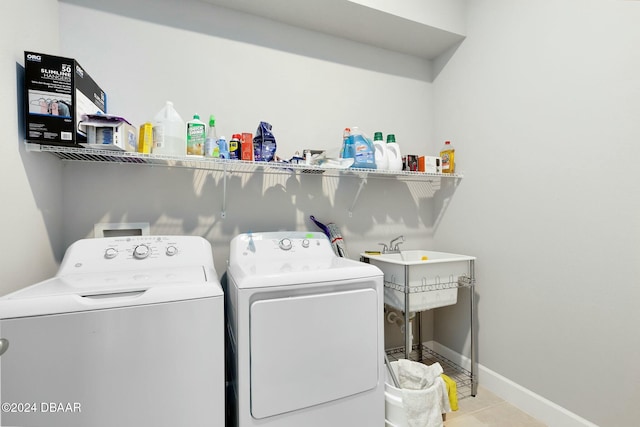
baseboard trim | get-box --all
[424,341,598,427]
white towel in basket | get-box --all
[397,359,450,427]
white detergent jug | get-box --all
[152,101,186,156]
[373,132,389,170]
[386,134,403,171]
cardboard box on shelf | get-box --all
[79,114,137,152]
[419,156,441,173]
[24,51,107,146]
[405,155,419,171]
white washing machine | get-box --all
[226,231,384,427]
[0,235,224,427]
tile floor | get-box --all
[445,387,547,427]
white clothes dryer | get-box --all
[0,236,224,427]
[226,231,384,427]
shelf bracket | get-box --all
[221,163,228,219]
[348,175,367,217]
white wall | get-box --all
[433,0,640,426]
[56,0,441,275]
[0,0,64,295]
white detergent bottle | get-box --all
[152,101,186,156]
[386,133,403,171]
[373,132,389,170]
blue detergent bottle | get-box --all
[218,136,229,159]
[349,127,377,169]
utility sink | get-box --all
[361,250,475,312]
[366,250,474,265]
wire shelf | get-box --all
[386,344,474,401]
[25,143,464,182]
[383,275,474,293]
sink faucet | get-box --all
[378,236,404,254]
[389,235,404,253]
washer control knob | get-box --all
[133,244,150,259]
[166,246,178,256]
[104,248,118,259]
[278,238,292,251]
[302,239,310,248]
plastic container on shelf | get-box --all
[341,127,355,159]
[152,101,186,156]
[440,140,455,173]
[386,134,403,171]
[203,115,219,158]
[138,122,153,154]
[186,114,206,156]
[229,134,241,160]
[348,127,376,169]
[218,136,229,159]
[373,131,389,170]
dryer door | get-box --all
[250,286,379,419]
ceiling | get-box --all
[199,0,465,59]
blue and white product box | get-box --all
[80,114,137,152]
[24,51,107,146]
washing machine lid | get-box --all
[0,266,223,319]
[229,256,382,289]
[0,235,224,319]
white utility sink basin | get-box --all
[366,250,474,265]
[361,250,475,312]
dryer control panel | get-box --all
[57,236,215,275]
[231,231,334,260]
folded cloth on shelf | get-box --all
[441,373,458,411]
[397,359,449,427]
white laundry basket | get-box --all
[385,363,407,427]
[385,361,448,427]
